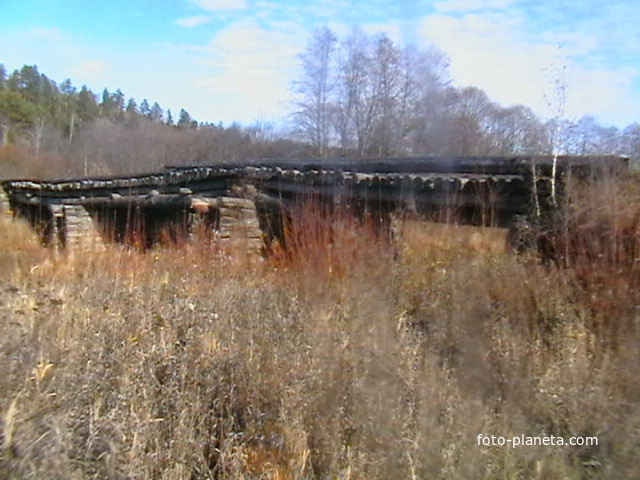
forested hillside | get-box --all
[1,27,639,178]
[0,64,303,178]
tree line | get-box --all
[0,64,302,177]
[0,64,202,144]
[1,26,639,178]
[292,26,640,161]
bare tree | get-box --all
[293,26,337,158]
[484,105,548,155]
[400,49,452,155]
[30,113,47,158]
[396,46,450,155]
[447,86,493,155]
[369,35,401,156]
[292,27,455,157]
[622,123,640,166]
[543,57,573,206]
[335,28,379,156]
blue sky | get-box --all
[1,0,638,128]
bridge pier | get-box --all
[213,196,264,256]
[58,205,106,253]
[0,186,10,215]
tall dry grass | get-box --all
[0,184,639,479]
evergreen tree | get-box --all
[113,89,125,112]
[59,78,76,96]
[58,79,78,142]
[139,98,151,118]
[125,98,138,115]
[8,65,58,108]
[0,89,37,143]
[7,65,38,91]
[99,88,124,120]
[100,88,114,117]
[77,85,99,121]
[177,108,196,129]
[150,102,163,123]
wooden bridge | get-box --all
[0,156,628,253]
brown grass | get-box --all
[1,185,639,479]
[0,143,78,179]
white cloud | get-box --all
[360,21,403,42]
[304,0,350,18]
[191,20,306,123]
[72,60,108,79]
[17,27,82,57]
[418,10,639,126]
[23,27,66,41]
[190,0,247,11]
[434,0,516,13]
[177,15,213,27]
[567,66,640,127]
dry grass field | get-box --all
[1,180,640,479]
